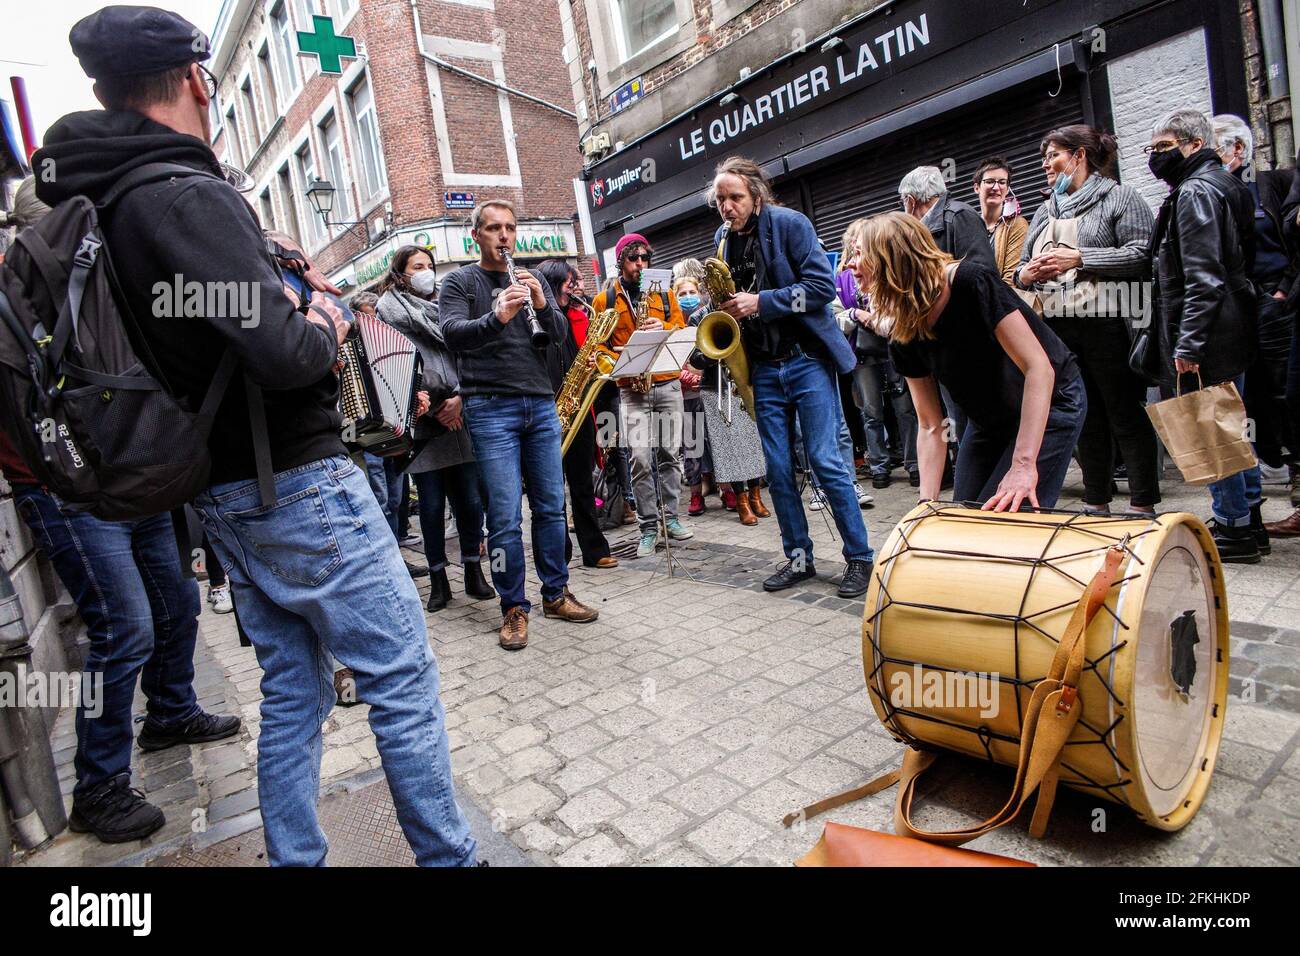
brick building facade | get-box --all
[563,0,1296,270]
[209,0,584,292]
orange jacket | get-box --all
[592,279,687,386]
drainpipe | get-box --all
[0,561,67,855]
[1259,0,1295,165]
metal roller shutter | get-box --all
[807,79,1088,251]
[643,209,723,269]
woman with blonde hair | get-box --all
[847,213,1086,511]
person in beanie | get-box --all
[592,233,692,557]
[34,5,475,865]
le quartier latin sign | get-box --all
[591,13,935,209]
[589,1,990,211]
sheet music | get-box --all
[610,327,697,379]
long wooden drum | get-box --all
[863,503,1229,831]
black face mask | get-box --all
[1148,148,1187,186]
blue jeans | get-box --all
[364,452,388,513]
[381,457,405,538]
[853,360,918,475]
[412,462,485,571]
[753,352,873,564]
[952,374,1088,507]
[462,394,569,612]
[13,487,201,798]
[1207,374,1264,526]
[193,456,474,867]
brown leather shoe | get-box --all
[736,491,757,526]
[543,588,599,623]
[593,556,619,569]
[1264,508,1300,538]
[621,505,638,525]
[749,486,771,518]
[498,607,529,650]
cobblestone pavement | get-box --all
[16,465,1300,867]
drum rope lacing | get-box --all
[863,503,1159,807]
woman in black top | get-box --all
[848,213,1086,511]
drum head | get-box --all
[1129,524,1219,819]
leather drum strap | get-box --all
[788,544,1127,845]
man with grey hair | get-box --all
[898,165,998,271]
[1148,107,1267,562]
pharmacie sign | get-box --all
[588,0,1038,210]
[455,224,573,260]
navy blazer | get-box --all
[713,204,857,375]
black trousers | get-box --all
[1046,315,1161,508]
[565,411,611,565]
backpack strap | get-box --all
[244,376,277,509]
[97,162,217,209]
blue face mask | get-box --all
[1053,154,1079,198]
[678,294,701,312]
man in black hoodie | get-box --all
[34,5,475,866]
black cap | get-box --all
[70,5,211,79]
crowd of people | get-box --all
[1,4,1297,869]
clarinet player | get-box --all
[438,200,600,650]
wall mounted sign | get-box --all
[444,191,476,209]
[297,15,357,75]
[609,78,644,115]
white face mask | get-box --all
[410,270,436,296]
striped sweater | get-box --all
[1015,175,1155,286]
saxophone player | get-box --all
[708,157,874,598]
[438,200,599,651]
[537,259,618,570]
[593,234,692,558]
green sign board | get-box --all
[297,15,356,75]
[461,233,568,256]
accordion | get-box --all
[338,313,423,457]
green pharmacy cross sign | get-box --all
[297,15,357,75]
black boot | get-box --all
[68,773,165,844]
[1249,502,1272,556]
[1210,520,1262,564]
[463,560,495,599]
[426,567,452,612]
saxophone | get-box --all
[695,223,755,422]
[557,301,620,456]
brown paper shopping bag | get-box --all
[1145,377,1258,485]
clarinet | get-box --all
[501,247,550,348]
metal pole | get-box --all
[1260,0,1292,101]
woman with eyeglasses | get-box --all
[972,156,1029,286]
[1014,124,1160,516]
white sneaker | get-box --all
[854,483,874,508]
[208,585,233,614]
[808,489,828,511]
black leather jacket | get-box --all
[1154,153,1258,385]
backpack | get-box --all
[0,162,239,520]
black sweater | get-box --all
[437,264,568,397]
[33,111,342,484]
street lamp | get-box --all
[304,177,369,245]
[305,177,337,221]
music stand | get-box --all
[607,327,703,594]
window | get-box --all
[277,164,303,245]
[224,106,242,167]
[259,189,276,232]
[610,0,677,61]
[295,142,326,245]
[294,0,318,77]
[328,0,358,22]
[208,87,223,144]
[271,3,302,97]
[318,111,352,227]
[347,75,387,202]
[240,77,261,148]
[257,44,279,121]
